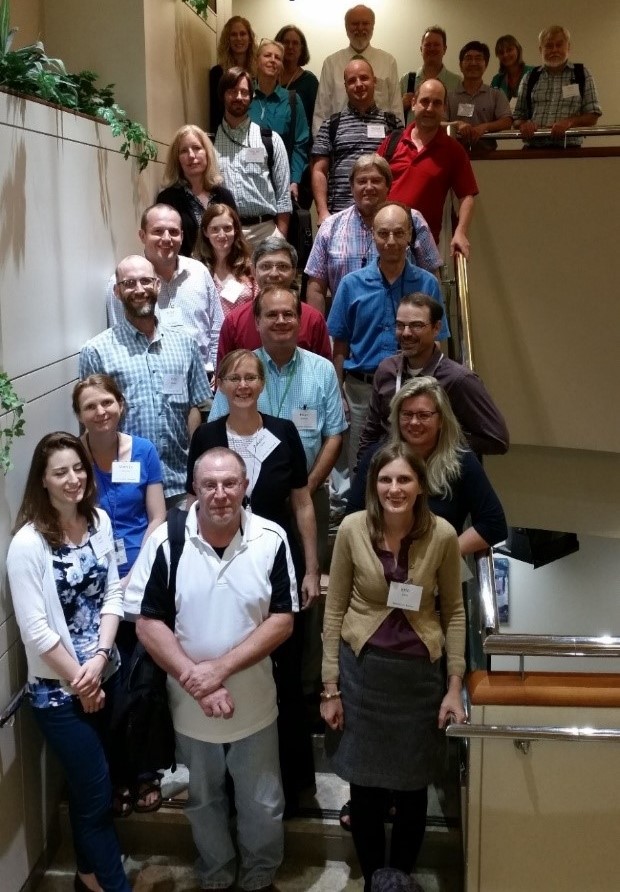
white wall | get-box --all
[492,535,620,673]
[233,0,620,121]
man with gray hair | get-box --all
[306,154,441,315]
[216,237,331,367]
[514,25,601,147]
[134,446,298,891]
[312,5,401,136]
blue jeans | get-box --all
[32,675,131,892]
[176,721,284,890]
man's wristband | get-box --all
[320,690,341,701]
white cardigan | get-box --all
[6,509,124,684]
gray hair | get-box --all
[252,236,298,270]
[539,25,570,44]
[349,153,392,188]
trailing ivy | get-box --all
[0,0,157,171]
[0,372,25,474]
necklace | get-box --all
[281,67,302,89]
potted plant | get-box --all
[0,0,157,171]
[0,372,25,474]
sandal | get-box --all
[112,787,133,818]
[133,778,163,814]
[339,799,352,832]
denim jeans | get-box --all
[32,675,131,892]
[176,721,284,890]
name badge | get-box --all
[367,123,385,139]
[562,83,580,99]
[457,102,475,118]
[253,428,281,463]
[292,408,318,431]
[220,278,245,304]
[244,147,266,163]
[114,538,128,567]
[509,96,517,114]
[111,461,141,484]
[387,580,423,611]
[160,306,184,328]
[162,373,184,395]
[89,529,111,559]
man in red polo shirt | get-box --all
[217,236,332,369]
[377,78,478,257]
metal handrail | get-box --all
[453,252,474,372]
[481,125,620,141]
[0,685,27,729]
[484,634,620,658]
[447,722,620,743]
[475,550,500,635]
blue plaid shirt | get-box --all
[305,204,442,295]
[79,318,212,497]
[209,347,347,471]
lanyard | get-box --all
[260,349,297,418]
[221,120,251,151]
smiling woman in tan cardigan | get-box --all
[321,441,466,892]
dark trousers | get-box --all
[350,783,428,892]
[32,675,131,891]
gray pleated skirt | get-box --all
[325,641,446,790]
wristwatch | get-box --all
[95,647,112,662]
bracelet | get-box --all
[95,647,112,662]
[320,690,341,701]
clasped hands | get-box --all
[179,660,235,719]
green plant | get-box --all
[184,0,209,19]
[0,372,25,474]
[0,0,157,171]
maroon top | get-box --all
[368,534,429,657]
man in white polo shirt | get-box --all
[134,447,298,892]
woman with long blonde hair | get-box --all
[157,124,237,256]
[209,15,258,132]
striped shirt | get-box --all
[305,204,441,295]
[214,118,293,217]
[514,62,601,146]
[312,103,402,213]
[79,318,212,498]
[209,347,347,471]
[106,256,223,371]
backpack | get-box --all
[383,126,405,163]
[524,62,585,120]
[110,507,187,777]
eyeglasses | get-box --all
[255,261,293,273]
[225,87,251,99]
[374,228,410,241]
[263,310,297,321]
[221,374,261,384]
[399,410,438,422]
[118,276,158,289]
[200,479,244,494]
[395,321,431,333]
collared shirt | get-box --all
[447,82,513,125]
[305,204,441,295]
[133,505,298,743]
[79,317,211,498]
[249,84,309,184]
[400,65,462,125]
[312,103,402,213]
[327,258,448,371]
[214,118,292,217]
[446,82,513,150]
[216,301,332,369]
[514,62,602,146]
[378,125,479,243]
[358,347,510,457]
[209,347,347,471]
[106,256,224,370]
[312,44,402,136]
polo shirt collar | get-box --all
[187,503,255,553]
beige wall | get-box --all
[8,0,41,47]
[467,702,620,891]
[233,0,620,122]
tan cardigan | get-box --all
[322,511,466,681]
